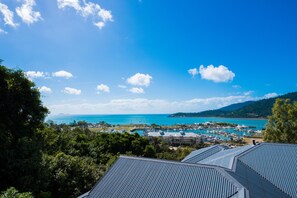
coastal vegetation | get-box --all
[0,65,296,197]
[170,92,297,118]
[264,98,297,143]
[0,62,198,197]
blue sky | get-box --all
[1,0,297,115]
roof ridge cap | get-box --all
[182,144,227,162]
[120,155,234,170]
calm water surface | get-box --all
[48,114,267,130]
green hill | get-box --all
[219,101,255,111]
[170,92,297,118]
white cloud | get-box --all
[188,68,199,77]
[16,0,42,25]
[57,0,113,29]
[94,21,104,29]
[127,73,152,87]
[96,83,110,93]
[57,0,81,10]
[0,28,7,34]
[52,70,73,79]
[39,86,52,94]
[63,87,81,95]
[118,84,127,89]
[129,87,144,94]
[199,65,235,83]
[185,94,254,109]
[48,98,171,115]
[263,92,278,99]
[244,91,254,96]
[98,8,112,22]
[0,3,18,28]
[47,93,258,115]
[25,71,45,79]
[232,85,241,89]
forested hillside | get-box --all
[171,92,297,118]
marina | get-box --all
[48,114,267,143]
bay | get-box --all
[48,114,267,130]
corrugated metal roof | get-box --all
[199,145,254,169]
[77,191,89,198]
[182,145,228,163]
[86,156,247,198]
[237,143,297,197]
[227,161,290,198]
[79,143,297,198]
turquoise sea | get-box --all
[48,114,267,130]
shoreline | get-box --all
[169,116,268,121]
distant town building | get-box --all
[146,131,201,145]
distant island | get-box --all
[170,92,297,118]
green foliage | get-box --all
[156,147,193,161]
[0,65,203,198]
[0,187,33,198]
[42,153,102,198]
[143,145,156,158]
[0,66,48,193]
[263,99,297,143]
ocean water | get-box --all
[47,114,267,130]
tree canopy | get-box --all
[263,98,297,143]
[0,65,200,197]
[0,65,48,193]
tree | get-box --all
[0,65,48,193]
[0,187,33,198]
[43,152,102,198]
[263,99,297,143]
[143,145,156,158]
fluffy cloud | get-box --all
[98,8,112,22]
[57,0,81,10]
[188,68,199,77]
[127,73,152,87]
[232,85,241,89]
[39,86,52,94]
[57,0,113,29]
[0,3,18,28]
[263,93,278,99]
[63,87,81,95]
[48,98,171,115]
[129,87,144,94]
[47,93,257,115]
[25,71,45,79]
[244,91,254,96]
[185,95,253,109]
[0,28,7,34]
[94,21,104,29]
[97,84,110,93]
[16,0,42,25]
[52,70,73,79]
[118,85,127,89]
[199,65,235,83]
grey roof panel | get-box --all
[77,192,89,198]
[182,145,228,163]
[87,156,247,198]
[237,143,297,197]
[199,145,254,169]
[79,143,297,198]
[227,160,290,198]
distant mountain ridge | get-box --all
[219,101,255,111]
[170,92,297,118]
